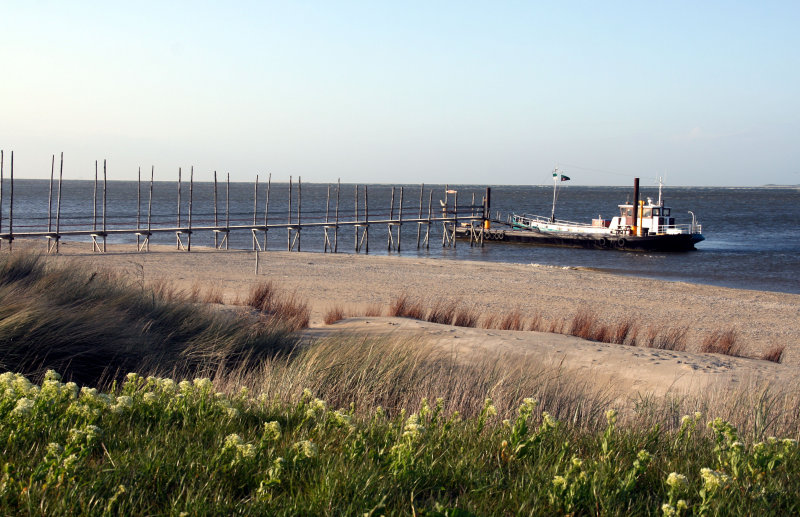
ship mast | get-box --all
[550,167,559,222]
[658,176,663,206]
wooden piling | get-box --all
[8,151,13,251]
[0,150,3,249]
[297,176,301,252]
[93,160,98,232]
[416,183,423,248]
[252,174,258,250]
[426,190,432,248]
[264,173,271,251]
[364,185,369,253]
[213,171,219,249]
[176,167,182,249]
[388,186,395,251]
[226,173,230,250]
[55,153,63,253]
[102,159,107,252]
[188,166,193,252]
[334,179,340,252]
[452,190,457,248]
[47,155,54,234]
[398,186,403,252]
[354,185,358,251]
[146,166,153,251]
[287,176,292,250]
[324,183,331,252]
[137,167,141,250]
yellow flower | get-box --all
[11,397,34,416]
[666,472,688,491]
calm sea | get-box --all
[3,179,799,294]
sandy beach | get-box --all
[15,239,800,398]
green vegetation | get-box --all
[2,371,800,515]
[2,253,800,514]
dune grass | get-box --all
[2,254,800,513]
[0,253,301,386]
[375,296,776,362]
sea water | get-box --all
[3,179,798,294]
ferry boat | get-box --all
[506,171,704,252]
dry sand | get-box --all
[15,239,800,398]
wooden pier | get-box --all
[0,151,492,255]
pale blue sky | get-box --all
[1,1,798,185]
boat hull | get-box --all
[455,227,704,251]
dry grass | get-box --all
[761,345,785,363]
[0,253,299,386]
[610,318,636,345]
[426,299,457,325]
[701,328,741,356]
[324,305,347,325]
[452,306,479,328]
[498,309,524,331]
[188,281,225,304]
[243,281,310,331]
[479,312,499,329]
[526,313,544,332]
[205,335,800,439]
[363,303,384,317]
[388,294,424,320]
[363,297,763,362]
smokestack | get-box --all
[632,177,640,236]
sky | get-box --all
[1,1,798,186]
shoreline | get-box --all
[16,235,800,296]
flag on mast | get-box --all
[553,171,570,181]
[560,174,570,181]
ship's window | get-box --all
[624,208,632,217]
[652,208,660,216]
[663,208,670,216]
[643,208,652,217]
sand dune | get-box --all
[15,239,800,397]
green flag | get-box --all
[560,174,570,181]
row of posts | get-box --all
[0,151,490,254]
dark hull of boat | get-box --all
[455,227,704,252]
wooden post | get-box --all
[264,173,271,251]
[324,183,331,252]
[188,166,193,251]
[55,153,63,253]
[252,174,258,250]
[102,159,107,252]
[47,155,54,234]
[287,176,292,250]
[225,173,230,250]
[416,183,423,248]
[363,185,369,253]
[146,166,153,251]
[452,190,457,248]
[354,184,358,251]
[334,178,340,252]
[426,190,432,249]
[397,186,403,252]
[8,151,13,251]
[0,150,3,249]
[137,167,141,250]
[388,186,395,251]
[213,171,218,249]
[93,160,98,232]
[297,176,301,252]
[176,167,182,249]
